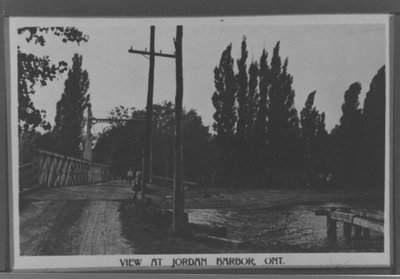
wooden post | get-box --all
[327,215,337,248]
[342,208,352,241]
[142,26,155,198]
[343,223,352,241]
[354,225,362,239]
[173,25,184,231]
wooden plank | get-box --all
[353,217,384,234]
[316,209,384,234]
[330,211,357,223]
[315,208,383,221]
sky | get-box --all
[11,15,387,135]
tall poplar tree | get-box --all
[300,91,319,179]
[300,91,327,184]
[360,66,385,191]
[245,61,259,142]
[331,82,363,188]
[53,54,90,158]
[212,44,236,138]
[253,50,270,146]
[212,44,237,184]
[267,42,301,185]
[236,36,248,141]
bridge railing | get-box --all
[19,149,111,191]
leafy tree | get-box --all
[235,36,248,141]
[313,112,328,179]
[300,91,319,178]
[359,66,385,191]
[253,50,270,146]
[152,102,175,178]
[331,82,363,188]
[19,130,58,164]
[93,102,211,183]
[301,91,318,146]
[212,44,237,138]
[93,106,144,179]
[18,27,88,133]
[267,43,301,186]
[152,102,211,183]
[52,54,90,158]
[211,44,237,184]
[300,91,328,185]
[245,61,259,142]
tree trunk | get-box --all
[173,25,184,231]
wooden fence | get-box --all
[20,149,111,191]
[315,207,384,247]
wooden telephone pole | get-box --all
[173,25,184,231]
[128,26,176,197]
[128,26,185,231]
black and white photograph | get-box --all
[10,15,390,270]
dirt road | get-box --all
[19,181,382,255]
[20,182,135,256]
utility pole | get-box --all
[173,25,184,231]
[128,26,176,198]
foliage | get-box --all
[93,102,211,182]
[211,44,237,184]
[211,44,237,138]
[18,26,88,133]
[18,27,89,46]
[211,38,385,192]
[300,91,328,184]
[52,54,90,158]
[245,61,259,142]
[331,82,363,188]
[235,36,248,142]
[253,50,269,146]
[19,131,58,164]
[359,66,386,190]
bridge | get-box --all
[19,142,202,255]
[19,147,202,256]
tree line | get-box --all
[92,102,213,184]
[211,37,385,191]
[18,28,385,193]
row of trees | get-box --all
[18,28,385,192]
[211,37,385,191]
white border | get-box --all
[9,14,391,270]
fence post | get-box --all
[343,223,352,241]
[327,209,337,249]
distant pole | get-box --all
[83,104,93,161]
[173,25,184,231]
[142,25,155,198]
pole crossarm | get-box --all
[90,117,145,125]
[128,47,176,58]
